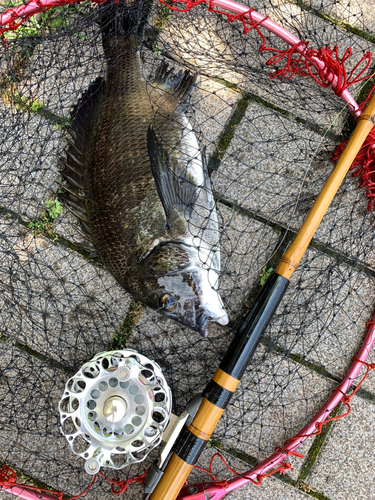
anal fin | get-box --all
[153,61,198,102]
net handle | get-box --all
[0,484,60,500]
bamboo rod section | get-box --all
[276,101,375,279]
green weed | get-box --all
[154,3,172,30]
[152,45,162,56]
[111,301,143,349]
[11,91,44,113]
[53,115,71,131]
[259,267,274,286]
[45,198,63,220]
[28,198,62,240]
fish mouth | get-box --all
[195,310,229,337]
[215,312,229,326]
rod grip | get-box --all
[148,454,194,500]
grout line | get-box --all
[207,75,343,142]
[0,205,102,265]
[294,0,375,45]
[260,337,375,406]
[260,336,342,384]
[217,196,290,233]
[109,300,144,350]
[207,93,251,173]
[298,404,342,483]
[353,387,375,405]
[216,197,375,280]
[0,332,74,375]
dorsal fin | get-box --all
[59,77,105,248]
[69,77,105,150]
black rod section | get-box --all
[220,272,289,379]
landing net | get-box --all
[0,1,374,499]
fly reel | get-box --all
[59,349,172,474]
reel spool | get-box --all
[59,349,172,474]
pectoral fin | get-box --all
[147,124,198,227]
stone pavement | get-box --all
[0,1,375,500]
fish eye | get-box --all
[161,294,177,312]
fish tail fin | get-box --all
[99,0,152,50]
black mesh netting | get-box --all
[0,0,375,498]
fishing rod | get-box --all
[143,93,375,500]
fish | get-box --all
[59,0,229,336]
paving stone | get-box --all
[0,105,64,221]
[212,98,375,271]
[307,395,375,500]
[312,177,375,272]
[267,247,375,393]
[159,1,374,132]
[19,22,105,117]
[0,216,131,365]
[0,345,82,496]
[309,0,375,35]
[211,99,328,227]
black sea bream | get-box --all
[60,0,228,336]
